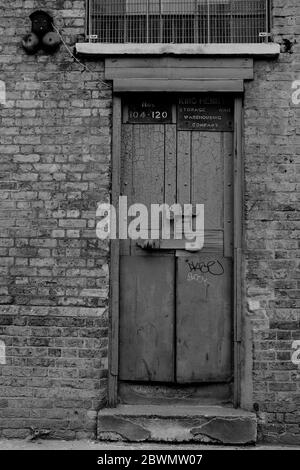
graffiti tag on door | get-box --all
[186,259,225,276]
[185,258,225,301]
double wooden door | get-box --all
[119,94,233,385]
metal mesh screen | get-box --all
[87,0,270,43]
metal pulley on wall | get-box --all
[22,10,61,55]
[22,32,40,54]
[42,32,61,52]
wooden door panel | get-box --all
[132,124,165,208]
[119,255,175,382]
[191,132,224,230]
[176,253,233,383]
[120,122,175,382]
[119,94,234,387]
[176,127,233,383]
[121,123,166,252]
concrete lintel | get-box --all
[76,43,280,58]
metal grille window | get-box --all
[87,0,270,44]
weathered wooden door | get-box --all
[119,94,233,386]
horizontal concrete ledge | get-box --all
[98,405,255,418]
[76,43,280,58]
[97,405,257,444]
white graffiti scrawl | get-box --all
[291,80,300,105]
[0,80,6,106]
[291,340,300,365]
[0,340,6,365]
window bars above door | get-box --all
[87,0,270,44]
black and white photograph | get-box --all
[0,0,299,463]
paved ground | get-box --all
[0,440,299,450]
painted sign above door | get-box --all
[124,94,172,124]
[177,95,234,132]
[123,94,234,130]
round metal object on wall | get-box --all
[42,32,61,53]
[22,32,40,54]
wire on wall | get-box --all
[52,23,111,89]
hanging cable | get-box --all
[51,23,111,89]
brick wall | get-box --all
[0,0,299,443]
[0,0,110,438]
[244,0,300,445]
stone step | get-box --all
[97,405,257,445]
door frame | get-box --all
[108,93,244,408]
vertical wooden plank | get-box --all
[191,132,224,230]
[108,95,122,407]
[233,96,243,408]
[223,132,234,257]
[120,125,133,255]
[177,131,191,205]
[130,124,164,246]
[165,125,177,205]
[120,256,175,382]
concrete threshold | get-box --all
[1,440,300,450]
[97,405,257,445]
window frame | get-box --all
[85,0,272,45]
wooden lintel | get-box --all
[113,79,244,93]
[105,67,253,81]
